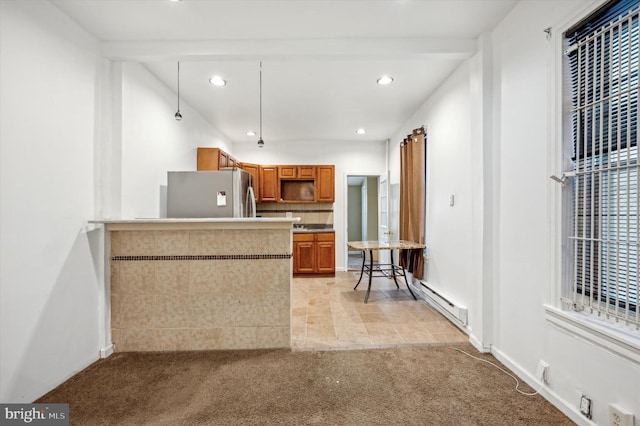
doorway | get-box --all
[346,175,379,270]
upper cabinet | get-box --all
[278,165,334,203]
[240,162,260,195]
[278,166,316,180]
[197,147,239,171]
[316,165,335,203]
[196,148,334,203]
[259,166,279,202]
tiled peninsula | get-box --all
[94,218,297,352]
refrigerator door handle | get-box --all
[247,186,257,218]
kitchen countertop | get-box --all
[292,225,334,233]
[88,217,300,231]
[90,217,300,224]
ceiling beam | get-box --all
[102,38,477,62]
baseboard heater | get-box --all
[418,281,468,326]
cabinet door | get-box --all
[260,166,278,202]
[220,151,229,168]
[316,165,335,202]
[316,233,335,273]
[197,148,221,171]
[241,163,261,197]
[278,166,296,179]
[298,166,316,179]
[294,241,316,273]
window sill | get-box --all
[544,305,640,365]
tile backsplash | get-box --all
[257,202,334,226]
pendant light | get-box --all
[174,61,182,121]
[257,61,265,148]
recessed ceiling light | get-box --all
[209,76,226,87]
[377,75,394,85]
[169,0,183,2]
[356,128,366,135]
[246,131,256,136]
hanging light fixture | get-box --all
[174,61,182,121]
[257,61,265,148]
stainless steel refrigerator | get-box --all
[167,168,256,218]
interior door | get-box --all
[378,174,390,264]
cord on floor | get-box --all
[454,348,540,396]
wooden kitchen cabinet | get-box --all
[259,165,278,202]
[298,166,316,179]
[197,147,239,171]
[196,148,334,204]
[241,162,260,196]
[278,166,296,179]
[315,165,335,202]
[278,165,316,179]
[293,234,316,274]
[197,148,220,170]
[293,232,335,276]
[316,233,336,273]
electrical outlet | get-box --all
[609,403,634,426]
[580,395,592,419]
[536,361,549,383]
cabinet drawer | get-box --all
[293,233,315,242]
[316,233,335,242]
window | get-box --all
[564,0,639,327]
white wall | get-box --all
[388,1,640,424]
[389,62,474,317]
[118,62,232,219]
[0,1,235,402]
[4,1,638,420]
[235,140,387,270]
[491,1,640,424]
[0,1,105,402]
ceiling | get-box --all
[51,0,519,146]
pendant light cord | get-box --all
[177,61,181,112]
[259,61,263,139]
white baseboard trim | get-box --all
[490,346,597,426]
[468,333,491,353]
[100,343,114,358]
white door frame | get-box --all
[378,172,391,265]
[344,172,384,271]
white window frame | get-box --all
[547,0,640,365]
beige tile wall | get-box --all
[109,229,291,352]
[257,202,334,225]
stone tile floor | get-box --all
[291,271,467,350]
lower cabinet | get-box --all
[293,232,335,276]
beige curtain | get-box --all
[399,127,425,279]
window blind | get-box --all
[565,0,639,327]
